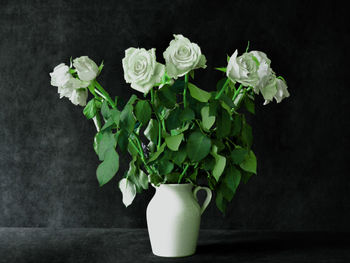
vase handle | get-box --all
[193,186,212,215]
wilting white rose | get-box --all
[227,50,272,90]
[50,63,88,106]
[258,73,278,102]
[73,56,99,81]
[69,88,88,106]
[274,78,290,103]
[163,34,206,78]
[50,63,71,87]
[122,47,165,94]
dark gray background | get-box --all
[0,0,348,230]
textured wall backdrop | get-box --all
[0,0,349,230]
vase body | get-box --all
[146,183,211,257]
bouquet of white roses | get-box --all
[50,34,289,212]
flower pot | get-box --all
[146,183,212,257]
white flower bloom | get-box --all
[50,63,71,87]
[69,88,88,106]
[249,51,272,94]
[274,78,290,103]
[163,34,206,78]
[262,78,290,105]
[122,47,165,94]
[73,56,99,81]
[258,73,278,102]
[50,63,89,106]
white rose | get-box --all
[274,78,290,103]
[122,47,165,94]
[69,88,88,106]
[73,56,99,81]
[50,63,71,87]
[249,51,272,94]
[50,63,88,106]
[163,34,206,79]
[258,73,278,102]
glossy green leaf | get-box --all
[157,85,176,108]
[186,131,211,162]
[83,99,97,120]
[172,146,187,166]
[144,119,158,145]
[101,100,110,119]
[188,83,211,102]
[158,160,174,175]
[216,109,231,138]
[240,150,257,174]
[165,133,183,151]
[211,145,226,181]
[135,100,152,125]
[244,96,255,114]
[120,104,135,133]
[230,147,248,164]
[180,107,195,122]
[201,106,215,130]
[148,143,166,163]
[96,148,119,186]
[97,131,116,161]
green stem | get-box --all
[94,80,116,108]
[178,163,190,184]
[129,137,153,174]
[232,84,243,102]
[215,78,230,99]
[183,74,189,108]
[150,88,154,105]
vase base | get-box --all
[152,250,196,258]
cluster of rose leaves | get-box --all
[50,34,289,213]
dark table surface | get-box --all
[0,228,349,263]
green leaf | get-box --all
[216,78,227,91]
[98,60,104,73]
[186,131,211,162]
[165,173,180,183]
[201,106,215,130]
[135,100,152,125]
[165,133,183,151]
[240,150,257,174]
[127,94,138,105]
[96,148,119,186]
[215,190,227,213]
[244,96,255,114]
[189,70,195,79]
[215,67,227,73]
[144,119,159,145]
[117,129,128,152]
[231,114,242,136]
[166,108,182,131]
[211,145,226,181]
[149,174,163,186]
[158,160,174,175]
[172,146,187,166]
[157,85,176,108]
[148,143,166,163]
[97,131,116,161]
[241,117,253,148]
[179,107,195,122]
[101,100,110,119]
[223,166,241,201]
[188,83,211,102]
[139,170,149,190]
[230,147,248,164]
[120,104,135,133]
[216,109,231,138]
[241,170,254,184]
[118,178,136,207]
[83,99,97,120]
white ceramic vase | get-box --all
[146,183,212,257]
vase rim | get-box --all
[153,183,193,189]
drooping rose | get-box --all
[73,56,99,81]
[50,63,89,106]
[227,50,272,89]
[263,78,290,105]
[50,63,71,87]
[163,34,206,79]
[122,47,165,94]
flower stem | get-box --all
[215,78,230,99]
[178,163,190,184]
[94,80,116,108]
[183,74,189,108]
